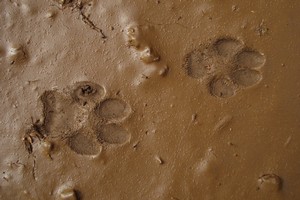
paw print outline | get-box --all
[40,81,132,156]
[184,37,266,98]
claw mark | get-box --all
[23,137,33,154]
[32,156,37,180]
[22,117,54,160]
[22,118,45,154]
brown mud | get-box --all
[0,0,300,199]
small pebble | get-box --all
[154,155,164,165]
[58,187,78,200]
[140,46,160,64]
[45,11,55,19]
[191,114,197,122]
[158,65,169,77]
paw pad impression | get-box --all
[184,37,266,98]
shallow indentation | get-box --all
[0,47,5,58]
[96,124,130,145]
[184,49,213,79]
[40,90,60,134]
[67,131,100,156]
[258,174,282,192]
[71,81,105,106]
[182,37,266,98]
[95,98,131,122]
[213,115,233,132]
[236,50,266,69]
[213,38,243,57]
[125,25,141,48]
[40,91,87,137]
[209,77,237,98]
[231,69,262,87]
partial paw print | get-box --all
[184,37,266,98]
[36,81,131,157]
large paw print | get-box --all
[40,81,132,156]
[184,37,266,98]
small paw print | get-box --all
[184,37,266,98]
[40,81,132,156]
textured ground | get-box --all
[0,0,300,199]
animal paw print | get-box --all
[184,37,266,98]
[93,98,131,145]
[40,81,131,156]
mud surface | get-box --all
[0,0,300,199]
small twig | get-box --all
[74,1,106,39]
[79,10,107,38]
[52,0,107,39]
